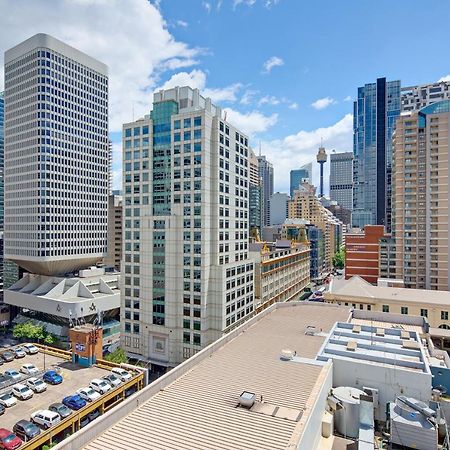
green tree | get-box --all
[44,334,56,345]
[332,246,345,270]
[104,348,128,364]
[12,322,45,341]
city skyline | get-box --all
[1,0,450,194]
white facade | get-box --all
[401,81,450,112]
[269,192,289,225]
[329,151,353,210]
[122,86,254,367]
[4,34,109,276]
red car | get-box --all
[0,429,21,450]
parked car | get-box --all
[12,420,40,442]
[0,404,5,416]
[31,410,61,429]
[111,367,132,382]
[79,415,90,428]
[22,344,38,355]
[12,384,33,401]
[0,428,22,450]
[62,395,86,411]
[0,359,3,366]
[20,364,39,376]
[26,378,46,393]
[76,387,101,403]
[49,403,72,419]
[88,408,100,422]
[125,386,137,398]
[4,370,21,382]
[102,373,121,388]
[13,348,26,359]
[0,393,17,408]
[89,378,111,394]
[0,352,15,363]
[43,370,62,385]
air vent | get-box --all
[280,349,295,360]
[347,340,357,351]
[352,325,361,334]
[239,391,256,408]
[376,328,385,337]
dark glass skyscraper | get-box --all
[352,78,400,231]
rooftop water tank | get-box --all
[331,386,365,438]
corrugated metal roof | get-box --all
[84,304,350,450]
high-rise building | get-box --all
[122,86,255,368]
[269,192,289,225]
[3,34,119,338]
[393,100,450,290]
[352,78,401,231]
[288,182,342,275]
[257,155,274,226]
[4,33,109,276]
[330,151,353,210]
[401,81,450,112]
[0,93,4,300]
[289,162,312,197]
[105,192,122,270]
[248,148,262,236]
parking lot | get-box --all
[0,349,112,430]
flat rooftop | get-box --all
[82,303,351,450]
[317,322,429,373]
[0,350,112,430]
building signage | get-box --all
[75,343,85,352]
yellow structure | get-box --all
[288,182,342,271]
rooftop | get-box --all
[81,303,351,450]
[328,275,450,306]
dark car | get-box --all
[0,428,22,450]
[49,403,72,419]
[12,420,40,442]
[87,408,100,422]
[62,395,86,411]
[0,404,5,416]
[0,352,14,363]
[79,416,90,429]
[43,371,63,385]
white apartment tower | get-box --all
[4,34,109,276]
[122,87,254,368]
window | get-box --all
[382,305,389,313]
[134,127,140,136]
[401,307,408,315]
[174,132,181,142]
[174,120,181,129]
[143,125,149,134]
[420,309,428,317]
[184,131,191,141]
[193,334,201,346]
[125,128,132,137]
[194,116,201,127]
[184,118,191,128]
[194,129,202,140]
[441,311,449,320]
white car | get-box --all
[12,383,34,400]
[111,367,132,382]
[89,378,111,394]
[102,373,122,388]
[27,377,47,393]
[23,343,39,355]
[20,364,39,375]
[76,387,101,402]
[14,347,26,358]
[0,392,17,407]
[31,410,61,429]
[5,369,22,381]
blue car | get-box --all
[62,394,87,410]
[43,370,63,385]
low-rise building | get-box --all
[325,275,450,330]
[249,240,310,311]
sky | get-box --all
[1,0,450,193]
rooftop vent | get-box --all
[347,340,357,351]
[280,349,295,360]
[239,391,256,409]
[352,325,361,334]
[401,330,410,340]
[376,328,385,337]
[305,325,319,335]
[402,340,420,350]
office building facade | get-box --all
[269,192,289,225]
[257,155,273,226]
[393,100,450,290]
[352,78,401,231]
[122,87,254,368]
[330,151,353,210]
[105,192,122,270]
[4,33,109,276]
[248,148,262,236]
[289,162,312,197]
[402,81,450,112]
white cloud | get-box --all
[343,95,352,102]
[224,108,278,137]
[233,0,256,8]
[0,0,201,132]
[263,56,284,73]
[261,114,353,193]
[265,0,281,7]
[240,89,258,105]
[438,75,450,82]
[289,102,299,110]
[258,95,280,106]
[203,1,212,13]
[311,96,336,110]
[158,69,242,103]
[176,20,188,27]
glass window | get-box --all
[194,116,201,127]
[401,307,408,315]
[142,125,149,134]
[194,129,202,140]
[382,305,389,313]
[441,311,449,320]
[420,309,428,317]
[125,140,132,149]
[174,120,181,130]
[184,131,191,141]
[184,118,191,128]
[134,127,140,136]
[174,132,181,142]
[125,128,132,138]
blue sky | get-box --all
[1,0,450,193]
